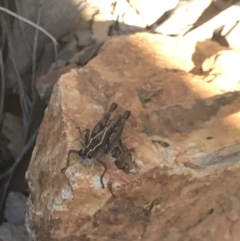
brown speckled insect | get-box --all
[61,102,131,188]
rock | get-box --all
[38,32,221,106]
[155,0,211,36]
[128,0,179,26]
[224,21,240,50]
[92,13,115,39]
[190,40,228,75]
[185,142,240,169]
[184,4,240,42]
[0,223,14,241]
[202,50,240,91]
[26,33,240,241]
[0,222,28,241]
[36,64,77,104]
[37,42,57,76]
[4,192,27,225]
[75,30,96,47]
[1,113,24,158]
[114,0,147,29]
[69,40,104,66]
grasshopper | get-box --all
[61,102,131,188]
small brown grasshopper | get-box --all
[61,102,131,188]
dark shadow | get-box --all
[186,0,240,32]
[190,40,228,75]
[212,26,230,47]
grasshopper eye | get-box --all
[87,152,92,159]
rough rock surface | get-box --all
[4,192,27,225]
[0,222,28,241]
[202,50,240,91]
[184,3,240,42]
[26,33,240,241]
[0,192,28,241]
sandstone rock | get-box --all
[26,33,240,241]
[190,40,228,75]
[184,4,240,42]
[113,0,146,29]
[37,34,225,105]
[202,50,240,91]
[224,21,240,50]
[155,0,211,36]
[92,13,115,39]
[128,0,179,26]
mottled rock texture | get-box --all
[26,33,240,241]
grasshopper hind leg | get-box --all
[90,103,118,138]
[109,102,118,112]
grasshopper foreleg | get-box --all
[97,159,108,189]
[90,102,118,138]
[61,149,80,173]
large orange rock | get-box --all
[26,33,240,241]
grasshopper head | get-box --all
[79,148,93,160]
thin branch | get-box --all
[0,14,6,51]
[0,5,58,107]
[0,128,39,213]
[2,18,30,129]
[14,0,33,58]
[0,50,5,122]
[31,0,43,103]
[0,177,11,218]
[0,128,39,180]
[0,6,58,50]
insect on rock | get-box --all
[61,102,131,189]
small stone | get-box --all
[0,223,29,241]
[4,192,27,225]
[0,222,14,241]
